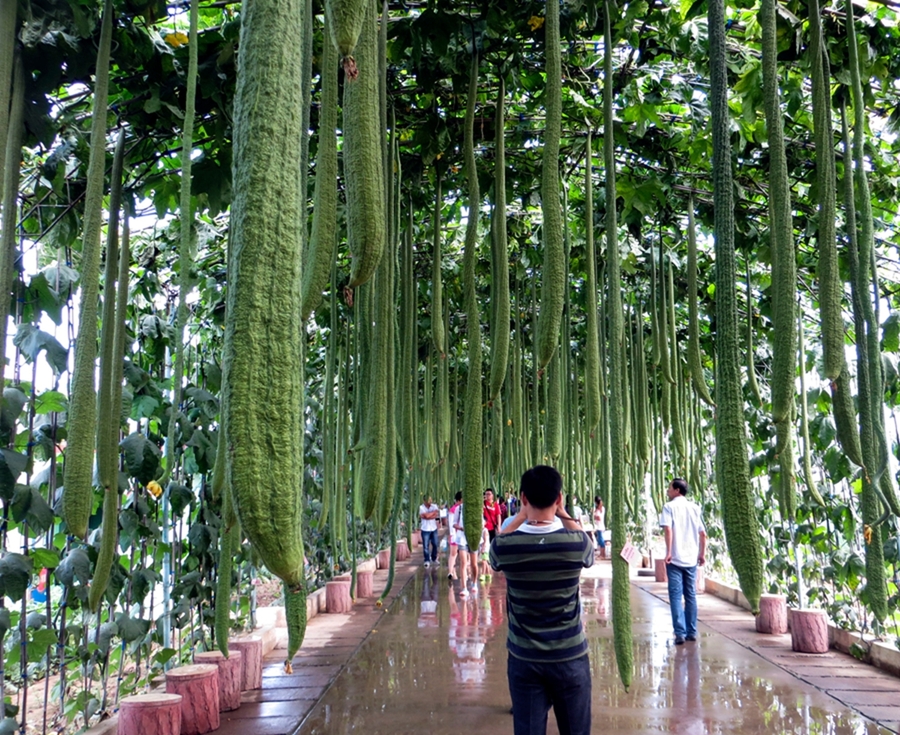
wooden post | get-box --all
[118,693,182,735]
[356,570,374,598]
[756,594,788,634]
[376,549,391,569]
[193,649,243,712]
[396,540,410,561]
[228,637,263,691]
[165,664,219,735]
[325,580,352,613]
[790,609,829,653]
[654,558,667,583]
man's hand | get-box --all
[698,554,706,566]
[499,512,526,535]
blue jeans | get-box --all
[508,654,591,735]
[421,529,438,563]
[666,563,698,639]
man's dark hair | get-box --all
[455,491,463,501]
[671,478,688,496]
[520,465,563,509]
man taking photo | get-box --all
[490,465,594,735]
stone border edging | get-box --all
[703,576,900,678]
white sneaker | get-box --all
[459,589,469,598]
[424,561,430,568]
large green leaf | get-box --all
[0,553,34,602]
[0,450,30,502]
[55,548,91,588]
[10,485,56,535]
[13,324,68,375]
[119,433,161,485]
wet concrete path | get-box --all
[294,562,898,735]
[212,552,900,735]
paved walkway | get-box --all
[218,555,900,735]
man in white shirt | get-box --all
[659,478,706,645]
[419,495,440,568]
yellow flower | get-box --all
[528,15,545,31]
[863,524,872,545]
[147,480,164,498]
[164,31,189,48]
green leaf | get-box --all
[28,628,58,662]
[30,547,60,570]
[0,609,11,637]
[10,485,56,535]
[13,324,68,374]
[114,613,151,643]
[0,553,34,602]
[188,523,214,554]
[167,483,193,517]
[120,433,161,485]
[56,548,91,588]
[35,390,68,415]
[882,313,899,353]
[0,387,27,434]
[0,450,29,502]
[98,621,118,655]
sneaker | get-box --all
[674,636,685,645]
[459,589,469,598]
[685,635,697,642]
[424,561,430,568]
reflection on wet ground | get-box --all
[298,564,894,734]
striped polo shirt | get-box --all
[489,522,594,662]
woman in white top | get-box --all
[592,496,606,556]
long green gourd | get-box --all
[535,0,564,370]
[584,130,602,434]
[685,196,714,406]
[744,261,764,407]
[658,243,674,385]
[797,308,826,507]
[399,211,417,468]
[461,54,484,550]
[431,169,445,356]
[0,0,17,208]
[761,0,797,520]
[161,0,199,490]
[344,0,385,288]
[0,57,24,388]
[88,130,127,613]
[375,141,397,530]
[325,0,369,78]
[223,0,307,669]
[708,0,763,614]
[807,0,863,468]
[546,347,562,461]
[604,0,633,690]
[842,12,889,617]
[667,259,687,468]
[355,5,388,520]
[844,5,900,520]
[299,0,313,251]
[300,8,339,322]
[489,75,510,404]
[63,0,114,540]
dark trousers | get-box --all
[508,654,591,735]
[421,529,438,563]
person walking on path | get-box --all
[483,488,502,542]
[660,477,707,645]
[490,465,594,735]
[419,495,440,568]
[592,497,606,558]
[447,492,462,581]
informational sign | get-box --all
[619,542,638,565]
